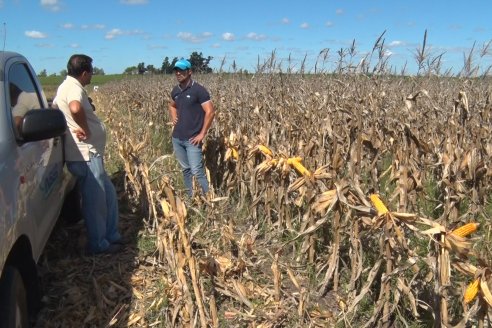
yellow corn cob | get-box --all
[224,148,233,161]
[257,145,273,157]
[370,194,389,216]
[464,278,480,303]
[160,199,171,217]
[287,157,311,176]
[451,223,479,238]
[231,147,239,160]
[287,157,303,164]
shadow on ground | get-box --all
[34,171,145,328]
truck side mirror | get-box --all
[21,109,67,142]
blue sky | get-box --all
[1,0,491,75]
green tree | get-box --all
[161,56,179,74]
[161,57,171,74]
[137,62,146,74]
[93,67,105,75]
[188,51,213,73]
[38,69,47,77]
[170,57,178,71]
[146,64,157,74]
[60,69,68,77]
[124,66,138,75]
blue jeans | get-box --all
[172,137,209,196]
[66,153,121,253]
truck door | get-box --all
[7,61,66,255]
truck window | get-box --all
[8,63,44,137]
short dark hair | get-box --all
[67,54,93,77]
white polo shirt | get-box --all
[54,76,106,161]
[12,91,40,117]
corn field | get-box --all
[84,67,492,328]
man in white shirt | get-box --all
[54,54,123,255]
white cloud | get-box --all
[300,23,309,29]
[177,32,213,43]
[336,8,344,15]
[70,43,79,48]
[0,0,4,9]
[389,40,406,47]
[282,18,290,24]
[81,24,106,30]
[41,0,58,5]
[246,32,267,41]
[105,29,124,40]
[222,32,235,41]
[211,43,220,48]
[148,44,167,49]
[25,30,48,39]
[62,23,73,29]
[41,0,61,12]
[105,28,144,40]
[120,0,148,4]
[177,32,193,40]
[325,21,334,28]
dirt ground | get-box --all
[34,179,152,327]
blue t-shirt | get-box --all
[171,81,211,140]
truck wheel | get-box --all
[0,266,29,328]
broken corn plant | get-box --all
[367,193,420,327]
[419,217,481,325]
[460,267,492,327]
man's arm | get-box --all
[168,100,178,126]
[69,100,90,141]
[190,100,215,145]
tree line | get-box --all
[37,51,213,77]
[123,51,213,75]
[38,67,105,78]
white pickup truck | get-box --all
[0,52,77,327]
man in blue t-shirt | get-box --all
[168,59,215,197]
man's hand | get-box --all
[73,128,88,141]
[190,133,205,146]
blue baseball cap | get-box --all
[174,59,191,70]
